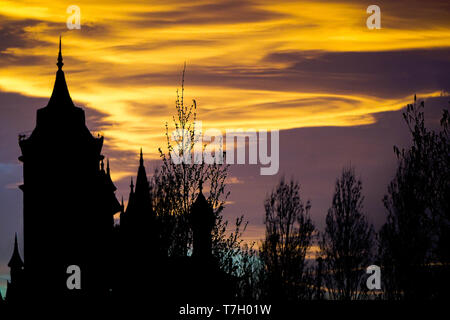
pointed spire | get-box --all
[47,36,73,107]
[100,159,105,172]
[135,147,151,198]
[120,196,125,214]
[8,233,23,269]
[130,177,134,193]
[14,233,18,251]
[57,35,64,70]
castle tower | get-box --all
[191,181,215,259]
[118,149,156,298]
[18,38,120,300]
[120,149,153,233]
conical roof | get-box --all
[8,234,24,269]
[47,36,74,108]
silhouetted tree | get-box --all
[379,97,450,300]
[314,257,324,300]
[234,242,263,300]
[319,167,375,300]
[156,65,247,271]
[260,177,315,301]
[151,167,179,257]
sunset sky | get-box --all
[0,0,449,295]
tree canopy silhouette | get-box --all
[260,177,315,301]
[319,167,375,300]
[379,97,450,299]
[154,65,247,273]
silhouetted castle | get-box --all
[6,38,233,304]
[9,37,121,301]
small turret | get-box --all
[191,181,215,259]
[6,234,24,302]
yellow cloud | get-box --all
[0,0,448,171]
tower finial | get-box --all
[140,148,144,166]
[130,177,134,192]
[101,159,105,171]
[57,35,64,70]
[14,233,18,250]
